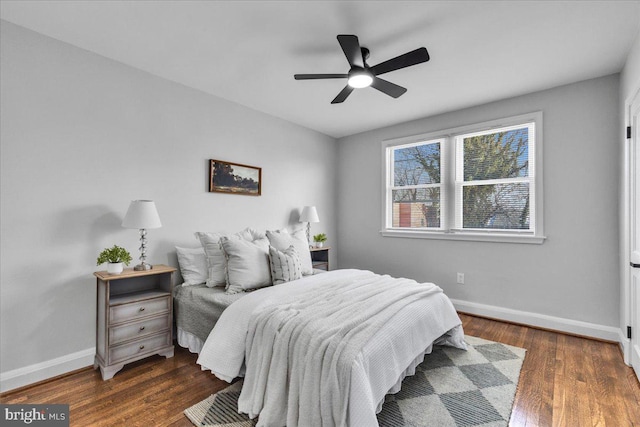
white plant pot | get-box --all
[315,242,324,248]
[107,262,124,275]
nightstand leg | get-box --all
[100,364,124,380]
[158,347,174,359]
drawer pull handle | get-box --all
[139,326,146,331]
[139,307,145,312]
[139,345,145,350]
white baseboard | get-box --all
[452,299,621,343]
[619,330,631,365]
[1,347,95,393]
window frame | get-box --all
[387,138,445,231]
[381,111,545,244]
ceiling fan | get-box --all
[294,34,430,104]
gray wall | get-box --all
[337,74,620,328]
[0,22,337,374]
[621,29,640,101]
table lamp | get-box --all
[299,206,319,245]
[122,200,162,271]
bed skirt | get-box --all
[177,327,205,354]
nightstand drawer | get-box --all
[109,296,170,324]
[109,315,170,345]
[109,332,171,364]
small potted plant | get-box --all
[313,233,327,248]
[97,245,132,275]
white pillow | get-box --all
[221,235,271,294]
[266,228,313,275]
[175,246,208,286]
[269,245,302,285]
[195,228,262,287]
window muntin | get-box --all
[383,113,543,243]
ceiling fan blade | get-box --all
[371,77,407,98]
[294,74,348,80]
[370,47,430,76]
[337,35,364,68]
[331,85,355,104]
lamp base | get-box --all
[133,263,153,271]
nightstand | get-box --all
[310,246,330,271]
[93,264,176,380]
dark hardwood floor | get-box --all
[2,313,639,426]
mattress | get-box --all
[174,269,328,352]
[173,283,245,353]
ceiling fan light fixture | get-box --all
[294,35,429,103]
[347,69,373,88]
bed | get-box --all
[173,283,245,353]
[174,227,323,354]
[196,268,466,427]
[174,270,326,353]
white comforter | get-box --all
[197,269,466,427]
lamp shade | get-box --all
[299,206,319,223]
[122,200,162,229]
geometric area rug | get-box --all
[184,335,526,427]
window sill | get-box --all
[380,229,546,244]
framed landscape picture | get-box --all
[209,159,262,196]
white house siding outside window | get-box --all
[382,112,545,244]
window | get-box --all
[383,112,544,244]
[390,139,443,229]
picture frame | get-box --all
[209,159,262,196]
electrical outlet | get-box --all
[456,272,465,284]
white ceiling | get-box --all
[2,1,639,138]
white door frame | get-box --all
[622,84,640,374]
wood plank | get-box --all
[2,314,639,427]
[511,328,556,427]
[507,326,536,426]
